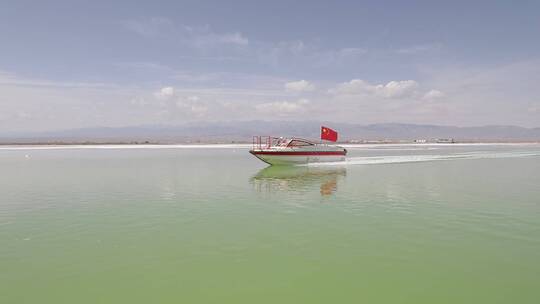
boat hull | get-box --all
[250,150,346,165]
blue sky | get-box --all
[1,0,539,132]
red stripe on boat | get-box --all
[251,150,346,156]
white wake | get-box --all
[307,150,540,167]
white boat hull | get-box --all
[250,149,347,165]
[253,154,345,165]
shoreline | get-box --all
[1,139,539,146]
[1,142,539,151]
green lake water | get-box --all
[1,144,539,303]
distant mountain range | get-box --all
[1,121,540,143]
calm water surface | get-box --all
[1,144,540,303]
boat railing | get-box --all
[252,136,281,150]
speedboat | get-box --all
[249,136,347,165]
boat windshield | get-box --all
[276,137,288,146]
[287,139,315,147]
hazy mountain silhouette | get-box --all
[1,121,539,143]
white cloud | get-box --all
[130,96,149,106]
[181,25,249,47]
[274,40,306,55]
[332,79,373,94]
[383,80,419,98]
[423,89,445,100]
[177,25,249,48]
[256,98,310,114]
[0,70,113,89]
[528,104,539,113]
[285,80,315,92]
[218,32,249,45]
[173,95,209,116]
[396,43,442,54]
[122,19,249,47]
[154,86,175,99]
[187,95,200,102]
[336,47,368,59]
[261,40,368,69]
[176,100,207,114]
[121,17,173,37]
[332,79,419,98]
[190,104,208,114]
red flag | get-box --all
[321,126,338,142]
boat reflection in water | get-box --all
[251,165,346,197]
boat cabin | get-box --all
[252,136,317,150]
[277,138,315,147]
